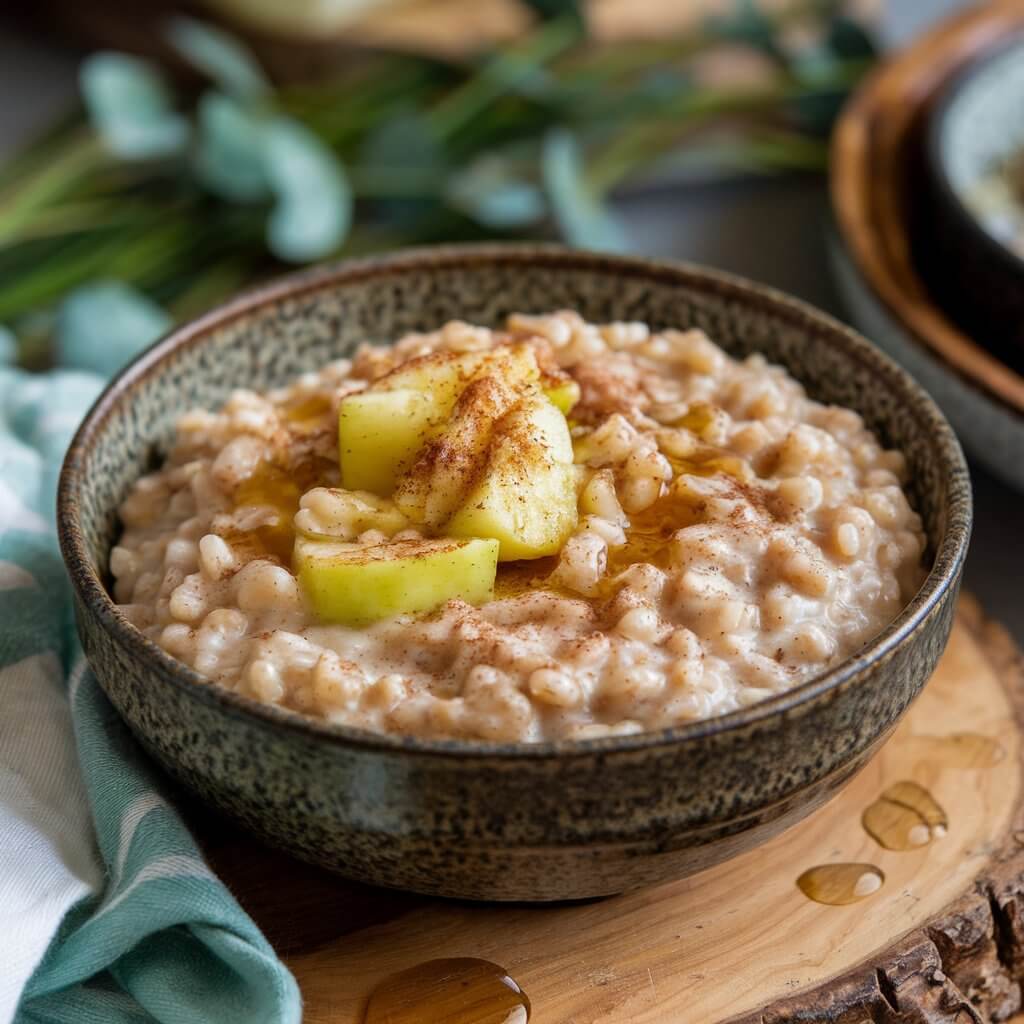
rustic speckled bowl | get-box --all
[58,245,971,901]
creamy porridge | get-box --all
[111,312,926,742]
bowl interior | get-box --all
[939,40,1024,195]
[66,248,969,749]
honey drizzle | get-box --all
[227,387,756,596]
[282,392,333,424]
[493,557,561,600]
[225,397,336,563]
[229,465,304,563]
[606,494,698,577]
[363,958,530,1024]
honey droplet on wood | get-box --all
[796,863,884,905]
[364,958,530,1024]
[862,781,948,851]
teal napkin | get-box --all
[0,365,302,1024]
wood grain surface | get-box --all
[189,595,1024,1022]
[831,0,1024,417]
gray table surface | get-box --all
[2,0,1019,642]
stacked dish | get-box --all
[830,0,1024,490]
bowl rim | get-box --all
[926,34,1024,279]
[57,243,972,760]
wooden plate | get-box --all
[830,0,1024,421]
[191,595,1024,1022]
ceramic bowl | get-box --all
[829,0,1024,492]
[923,36,1024,354]
[57,245,971,901]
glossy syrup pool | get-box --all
[228,386,746,606]
[226,391,337,566]
[862,781,948,851]
[796,864,885,905]
[363,958,530,1024]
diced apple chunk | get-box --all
[543,379,581,415]
[393,374,521,529]
[340,345,544,497]
[295,535,499,626]
[377,345,539,404]
[338,388,440,495]
[446,395,578,560]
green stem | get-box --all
[0,111,84,194]
[586,63,867,193]
[0,199,155,246]
[427,16,581,139]
[0,234,123,320]
[0,135,108,242]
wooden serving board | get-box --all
[189,594,1024,1023]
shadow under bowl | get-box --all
[57,245,971,901]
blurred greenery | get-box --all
[0,0,877,370]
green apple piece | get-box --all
[543,378,580,415]
[446,394,578,561]
[295,535,499,626]
[338,388,442,495]
[377,345,540,404]
[340,345,544,497]
[393,374,521,529]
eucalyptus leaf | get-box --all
[167,17,271,101]
[261,118,352,262]
[80,53,189,159]
[542,128,627,251]
[56,281,173,376]
[446,155,545,228]
[195,92,270,202]
[790,45,839,85]
[0,325,15,366]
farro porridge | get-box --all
[111,312,926,743]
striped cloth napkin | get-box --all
[0,365,301,1024]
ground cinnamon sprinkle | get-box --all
[111,312,925,742]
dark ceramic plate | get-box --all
[57,245,971,901]
[923,35,1024,355]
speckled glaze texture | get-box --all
[58,245,971,901]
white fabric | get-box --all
[0,653,102,1021]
